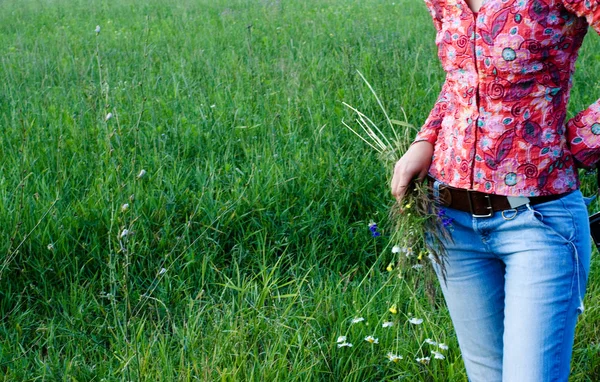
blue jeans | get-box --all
[431,187,591,382]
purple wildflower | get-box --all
[368,221,381,237]
[437,208,453,227]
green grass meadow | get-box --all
[1,0,599,380]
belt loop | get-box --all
[433,180,441,200]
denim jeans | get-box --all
[431,186,591,382]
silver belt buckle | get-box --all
[467,190,493,218]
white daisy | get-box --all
[408,317,423,325]
[432,350,445,360]
[386,352,403,363]
[336,336,347,343]
[382,321,394,328]
[364,336,379,344]
[337,342,353,348]
[351,317,365,324]
[438,343,449,350]
[425,338,438,346]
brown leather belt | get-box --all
[429,177,567,217]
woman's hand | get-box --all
[391,141,434,203]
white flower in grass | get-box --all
[121,203,129,212]
[364,336,379,344]
[386,352,403,363]
[99,291,114,300]
[425,338,438,346]
[382,321,394,328]
[47,243,54,251]
[158,268,167,276]
[391,245,401,254]
[120,229,129,238]
[137,169,147,179]
[408,317,423,325]
[432,350,445,360]
[405,247,414,257]
[438,343,449,350]
[412,264,424,270]
[337,342,353,348]
[416,356,431,364]
[351,317,365,324]
[95,25,101,33]
[105,112,113,121]
[336,336,347,343]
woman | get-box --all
[391,0,599,380]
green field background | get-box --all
[0,0,599,380]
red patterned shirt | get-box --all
[417,0,600,196]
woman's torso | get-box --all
[420,0,589,196]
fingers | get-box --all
[390,141,433,203]
[392,177,422,203]
[391,164,429,203]
[391,168,415,203]
[392,183,409,203]
[417,167,429,182]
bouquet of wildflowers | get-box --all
[342,72,450,275]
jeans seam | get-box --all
[550,239,577,382]
[558,196,577,242]
[559,194,587,313]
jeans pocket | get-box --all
[526,199,576,244]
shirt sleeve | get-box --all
[414,80,450,144]
[562,0,600,167]
[423,0,443,31]
[415,0,446,145]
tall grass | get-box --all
[0,0,598,380]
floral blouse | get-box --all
[417,0,600,196]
